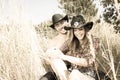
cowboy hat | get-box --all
[64,15,93,31]
[50,14,68,29]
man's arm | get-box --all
[61,55,88,67]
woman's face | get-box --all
[54,20,69,34]
[74,27,86,40]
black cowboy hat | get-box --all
[50,14,68,29]
[64,15,93,31]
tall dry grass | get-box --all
[91,20,120,80]
[0,0,120,80]
[0,0,46,80]
[0,23,46,80]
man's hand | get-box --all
[46,47,64,59]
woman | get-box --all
[46,15,100,80]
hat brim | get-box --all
[64,22,93,31]
[82,22,93,30]
[50,15,68,29]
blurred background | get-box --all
[0,0,120,80]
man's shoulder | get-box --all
[47,35,60,49]
[47,35,66,49]
[49,35,59,43]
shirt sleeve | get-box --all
[83,53,95,67]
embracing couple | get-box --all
[40,14,110,80]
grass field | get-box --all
[0,15,120,80]
[0,0,120,80]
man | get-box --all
[48,13,70,49]
[40,13,70,80]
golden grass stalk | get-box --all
[0,23,46,80]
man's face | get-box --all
[54,20,69,34]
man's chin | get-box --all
[60,31,67,34]
[62,32,67,34]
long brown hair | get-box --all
[67,28,90,53]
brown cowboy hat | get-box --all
[50,14,68,29]
[64,15,93,31]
